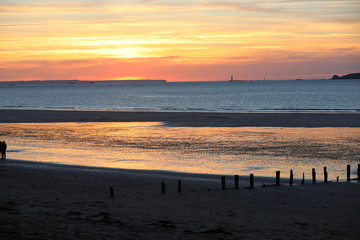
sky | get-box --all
[0,0,359,81]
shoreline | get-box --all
[1,109,360,127]
[0,158,309,184]
[4,158,359,184]
[1,158,359,239]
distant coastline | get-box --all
[0,79,167,85]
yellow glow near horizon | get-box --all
[110,76,149,81]
[0,0,359,81]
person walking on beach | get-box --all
[1,141,7,160]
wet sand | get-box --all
[1,160,359,240]
[1,109,360,127]
[1,122,360,177]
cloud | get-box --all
[1,0,358,81]
[0,1,185,14]
[204,0,360,21]
[204,1,284,14]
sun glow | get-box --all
[1,0,359,81]
[110,76,148,80]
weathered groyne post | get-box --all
[276,171,280,186]
[289,170,293,186]
[234,175,239,189]
[301,173,305,184]
[324,167,328,183]
[162,182,165,194]
[347,165,351,182]
[221,176,226,190]
[250,174,254,189]
[312,168,316,184]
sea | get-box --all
[0,79,359,112]
[1,79,360,181]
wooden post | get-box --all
[358,164,360,180]
[250,174,254,189]
[162,182,165,194]
[234,175,239,189]
[109,187,114,198]
[324,166,328,183]
[336,176,339,182]
[312,168,316,184]
[347,165,350,182]
[221,176,226,190]
[276,171,280,186]
[301,173,304,185]
[289,170,293,186]
[178,180,181,194]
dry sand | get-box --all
[1,160,359,240]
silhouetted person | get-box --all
[1,141,7,160]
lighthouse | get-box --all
[230,75,233,81]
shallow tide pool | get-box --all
[1,122,359,180]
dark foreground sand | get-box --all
[1,109,360,127]
[1,160,360,240]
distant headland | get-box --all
[331,73,360,80]
[0,79,167,85]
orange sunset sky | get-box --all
[1,0,359,82]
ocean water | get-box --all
[1,79,359,112]
[1,79,360,178]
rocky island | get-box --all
[331,73,360,79]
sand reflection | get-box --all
[1,122,359,179]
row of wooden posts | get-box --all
[109,164,359,197]
[220,164,360,191]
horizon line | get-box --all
[0,78,342,83]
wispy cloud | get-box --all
[204,1,284,14]
[204,0,360,19]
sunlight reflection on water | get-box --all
[1,122,359,180]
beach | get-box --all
[1,160,360,240]
[1,109,360,239]
[3,0,360,238]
